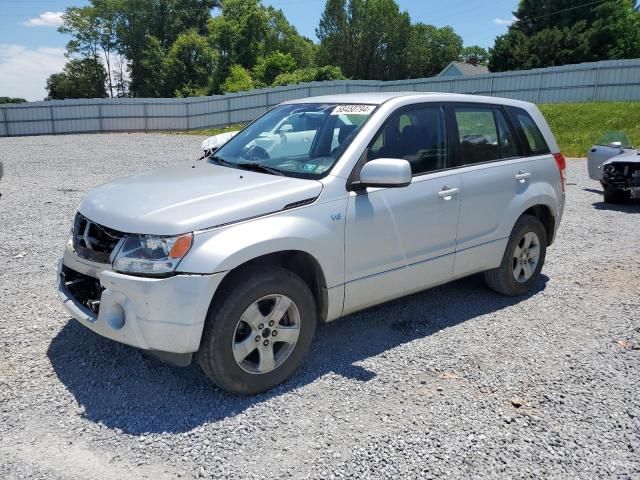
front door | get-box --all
[343,103,460,315]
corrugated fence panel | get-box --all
[415,80,451,92]
[2,58,640,136]
[493,72,541,93]
[342,81,380,93]
[102,116,145,131]
[102,103,145,118]
[539,86,594,103]
[541,68,597,89]
[599,63,640,86]
[267,85,309,104]
[53,105,100,119]
[0,109,7,136]
[6,105,51,122]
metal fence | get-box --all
[2,58,640,137]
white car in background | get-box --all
[587,132,640,203]
[201,131,239,157]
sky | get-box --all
[0,0,518,101]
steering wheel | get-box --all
[242,145,270,161]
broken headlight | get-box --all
[112,233,193,276]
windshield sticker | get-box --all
[331,105,376,116]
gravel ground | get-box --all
[0,133,639,480]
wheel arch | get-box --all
[212,250,330,323]
[522,204,556,246]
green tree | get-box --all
[112,0,218,97]
[253,52,297,85]
[460,45,489,66]
[0,97,27,104]
[317,0,412,80]
[490,0,640,72]
[264,8,315,67]
[221,64,255,92]
[46,58,108,100]
[133,36,167,97]
[272,65,345,86]
[406,24,463,78]
[316,0,349,70]
[59,5,117,97]
[208,0,315,91]
[165,30,218,97]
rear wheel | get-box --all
[484,215,547,296]
[198,268,316,394]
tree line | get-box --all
[44,0,640,101]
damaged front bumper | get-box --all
[602,162,640,198]
[57,250,226,358]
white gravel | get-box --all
[0,133,639,479]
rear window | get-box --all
[454,106,518,165]
[512,110,550,155]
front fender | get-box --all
[177,199,348,289]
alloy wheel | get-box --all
[232,294,301,374]
[512,231,541,283]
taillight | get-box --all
[553,152,566,191]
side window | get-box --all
[368,105,448,175]
[454,106,518,165]
[495,109,519,159]
[513,110,550,155]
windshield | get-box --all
[596,131,633,149]
[212,103,376,178]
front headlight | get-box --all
[112,233,193,276]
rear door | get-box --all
[450,104,529,277]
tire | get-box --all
[198,267,317,394]
[483,214,547,297]
[603,187,626,204]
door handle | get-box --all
[515,171,531,182]
[438,186,460,199]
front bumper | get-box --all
[57,252,226,354]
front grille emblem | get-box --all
[72,213,124,264]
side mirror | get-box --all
[358,158,412,189]
[278,124,294,134]
[607,141,623,149]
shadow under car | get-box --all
[47,273,548,435]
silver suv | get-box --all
[58,93,566,394]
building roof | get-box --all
[438,61,490,77]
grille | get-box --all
[72,213,125,264]
[603,163,640,187]
[61,265,103,314]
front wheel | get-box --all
[484,214,547,297]
[198,268,317,394]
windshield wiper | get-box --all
[208,155,237,168]
[235,162,284,176]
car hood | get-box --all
[603,150,640,166]
[78,161,323,235]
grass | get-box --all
[179,124,245,137]
[539,102,640,158]
[179,102,640,158]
